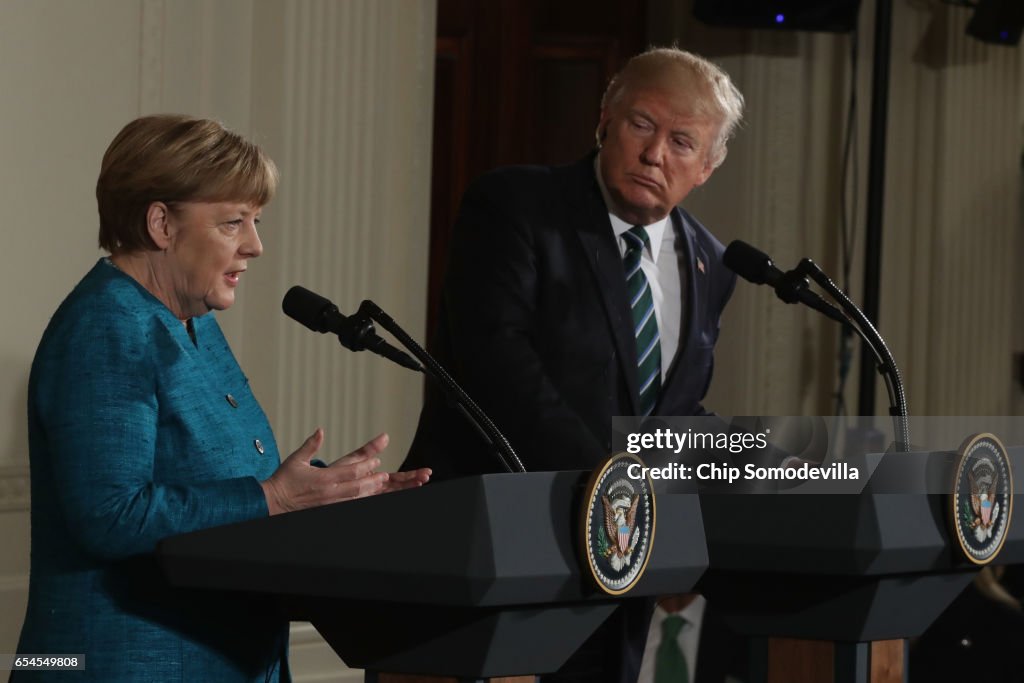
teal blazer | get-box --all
[13,260,288,682]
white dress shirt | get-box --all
[594,157,685,378]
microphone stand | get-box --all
[785,259,910,451]
[351,300,526,474]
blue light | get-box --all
[999,30,1009,41]
[775,13,785,24]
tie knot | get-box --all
[624,225,651,253]
[661,614,686,641]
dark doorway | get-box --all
[426,0,649,339]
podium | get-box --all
[159,451,1022,682]
[697,447,1024,683]
[159,470,707,679]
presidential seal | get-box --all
[580,453,655,595]
[950,433,1013,565]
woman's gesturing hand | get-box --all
[260,429,431,515]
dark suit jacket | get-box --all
[402,153,736,683]
[694,603,751,683]
[909,582,1024,683]
[404,152,736,479]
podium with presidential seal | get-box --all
[158,456,697,681]
[695,432,1020,683]
[159,434,1024,683]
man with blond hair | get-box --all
[404,48,744,682]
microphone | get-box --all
[723,241,909,447]
[285,288,525,472]
[282,286,422,372]
[723,241,847,324]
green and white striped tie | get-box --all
[622,225,661,417]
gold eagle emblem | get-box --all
[602,492,639,566]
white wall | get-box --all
[0,1,436,680]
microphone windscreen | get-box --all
[723,240,775,285]
[282,286,334,332]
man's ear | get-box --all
[146,202,172,250]
[595,109,611,147]
[694,153,719,188]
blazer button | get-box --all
[226,394,239,408]
[254,438,265,455]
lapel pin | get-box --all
[696,257,705,274]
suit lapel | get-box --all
[660,207,708,403]
[562,157,641,416]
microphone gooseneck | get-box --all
[356,300,526,474]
